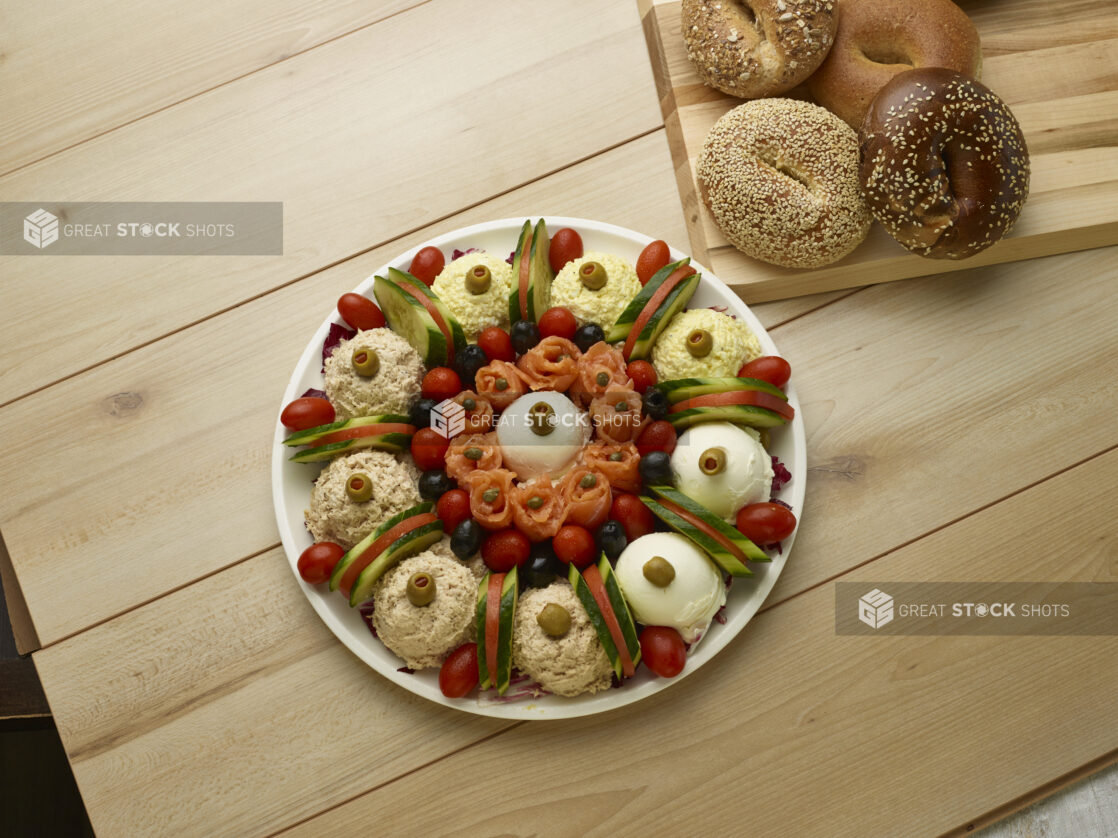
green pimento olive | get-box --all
[482,488,500,504]
[495,377,509,391]
[596,371,610,386]
[346,473,373,502]
[463,397,477,411]
[406,572,436,606]
[537,602,571,637]
[526,496,544,510]
[464,447,483,461]
[699,446,727,475]
[642,555,675,588]
[579,473,597,489]
[686,328,713,358]
[529,401,556,437]
[579,261,608,291]
[351,347,380,377]
[466,264,492,295]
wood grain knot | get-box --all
[103,391,144,417]
[807,454,866,482]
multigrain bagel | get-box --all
[807,0,981,129]
[697,98,871,268]
[859,68,1030,260]
[682,0,837,99]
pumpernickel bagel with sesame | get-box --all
[696,98,871,268]
[682,0,837,99]
[859,68,1030,260]
[807,0,982,129]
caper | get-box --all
[608,451,623,462]
[579,473,597,489]
[642,556,675,588]
[529,401,556,437]
[579,261,608,291]
[615,401,629,412]
[465,264,492,295]
[351,347,380,377]
[537,602,571,637]
[463,397,477,411]
[495,377,509,391]
[482,488,500,504]
[346,473,373,502]
[596,371,610,386]
[406,572,436,606]
[699,446,727,475]
[686,328,713,358]
[464,447,483,461]
[526,495,544,510]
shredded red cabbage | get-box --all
[771,498,793,511]
[713,605,727,625]
[505,251,515,265]
[321,323,356,372]
[771,456,792,493]
[451,247,480,260]
[357,601,377,638]
[708,304,737,320]
[300,388,327,400]
[397,666,415,674]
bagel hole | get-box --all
[766,160,813,192]
[858,45,914,67]
[730,0,762,33]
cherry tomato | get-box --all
[640,626,687,678]
[421,367,462,402]
[297,542,344,585]
[280,397,335,431]
[538,307,578,341]
[477,326,515,363]
[549,227,583,274]
[636,240,671,286]
[436,489,471,532]
[552,525,597,568]
[627,360,657,394]
[481,529,531,573]
[408,246,445,286]
[336,293,386,331]
[439,642,480,698]
[411,427,450,471]
[735,502,797,544]
[636,420,677,457]
[738,356,792,389]
[611,493,656,542]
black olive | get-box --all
[596,520,627,561]
[418,469,453,501]
[410,397,437,428]
[639,450,672,486]
[521,542,561,589]
[450,519,483,559]
[642,388,669,420]
[573,322,605,353]
[510,320,541,356]
[453,344,489,388]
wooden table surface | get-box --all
[1,1,1115,835]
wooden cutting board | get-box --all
[637,0,1118,301]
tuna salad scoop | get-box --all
[372,551,477,669]
[512,581,614,697]
[432,252,514,342]
[304,451,421,551]
[324,327,424,420]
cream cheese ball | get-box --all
[671,422,773,520]
[615,533,726,643]
[696,98,871,268]
[549,252,642,327]
[651,308,761,381]
[372,551,477,669]
[497,391,591,481]
[512,581,614,697]
[324,327,424,420]
[431,252,514,341]
[304,451,422,550]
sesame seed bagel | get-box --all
[807,0,982,129]
[697,98,871,268]
[859,68,1030,260]
[682,0,837,99]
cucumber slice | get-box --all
[627,271,700,361]
[348,520,443,606]
[288,432,413,463]
[666,404,787,432]
[283,414,412,447]
[495,568,518,694]
[568,563,622,678]
[507,219,553,323]
[605,258,690,344]
[373,274,448,366]
[329,502,434,592]
[476,575,491,690]
[657,377,788,404]
[387,268,466,358]
[644,484,768,571]
[597,557,642,669]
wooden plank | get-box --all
[640,0,1118,302]
[276,449,1118,838]
[32,547,512,838]
[0,1,424,175]
[0,0,662,406]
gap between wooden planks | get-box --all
[0,0,663,406]
[32,445,1118,838]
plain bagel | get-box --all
[682,0,837,99]
[697,98,871,268]
[807,0,981,129]
[859,68,1030,260]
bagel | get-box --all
[807,0,981,129]
[859,68,1030,260]
[682,0,837,99]
[696,98,870,268]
